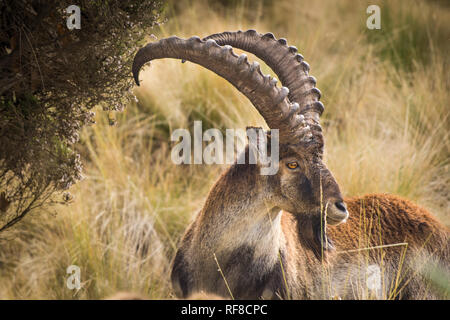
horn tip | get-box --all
[133,74,141,86]
[132,64,142,86]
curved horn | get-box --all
[132,36,312,143]
[203,30,324,118]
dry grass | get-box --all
[0,0,448,299]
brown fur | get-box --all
[330,194,449,253]
[278,194,449,299]
[171,143,449,300]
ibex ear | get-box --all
[245,126,264,135]
[245,126,270,145]
[246,126,270,162]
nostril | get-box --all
[335,201,347,212]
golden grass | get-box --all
[0,0,448,299]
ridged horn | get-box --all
[132,36,312,143]
[203,30,324,118]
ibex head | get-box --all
[265,137,347,225]
[133,30,348,225]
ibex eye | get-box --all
[287,161,299,169]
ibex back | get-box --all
[132,30,449,299]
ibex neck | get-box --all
[196,162,282,255]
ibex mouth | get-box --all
[326,201,349,225]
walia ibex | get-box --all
[132,30,449,299]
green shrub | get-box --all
[0,0,164,232]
